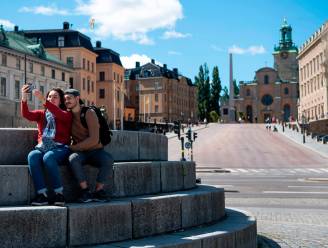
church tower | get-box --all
[273,19,298,82]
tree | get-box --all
[233,79,239,96]
[195,63,210,120]
[210,66,222,115]
[221,86,229,102]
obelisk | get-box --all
[229,53,235,122]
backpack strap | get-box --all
[80,106,89,129]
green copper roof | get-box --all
[0,27,66,67]
[274,19,298,53]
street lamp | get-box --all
[281,110,285,132]
[301,114,306,144]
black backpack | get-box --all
[80,106,113,146]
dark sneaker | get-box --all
[31,193,49,206]
[78,189,93,203]
[54,193,65,206]
[92,189,110,202]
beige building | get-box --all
[22,22,98,106]
[125,60,197,123]
[94,41,125,129]
[297,21,328,121]
[0,26,71,127]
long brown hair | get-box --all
[46,88,66,110]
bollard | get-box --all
[180,137,186,161]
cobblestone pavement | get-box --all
[240,206,328,248]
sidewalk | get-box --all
[276,124,328,158]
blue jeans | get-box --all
[68,148,113,184]
[28,146,70,192]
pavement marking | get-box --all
[263,191,328,194]
[210,184,234,188]
[288,185,328,189]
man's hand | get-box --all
[32,89,45,103]
[69,144,80,152]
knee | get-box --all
[43,151,56,166]
[68,153,83,166]
[27,150,42,165]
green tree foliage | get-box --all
[195,63,210,120]
[221,86,229,102]
[233,79,239,96]
[210,66,222,115]
[209,110,219,122]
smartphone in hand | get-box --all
[26,83,36,93]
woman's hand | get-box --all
[33,89,45,103]
[21,84,30,101]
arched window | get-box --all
[264,75,269,84]
[284,87,289,95]
[283,104,291,121]
[246,89,250,96]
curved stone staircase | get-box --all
[0,129,257,248]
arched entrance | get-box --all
[246,105,253,123]
[283,104,291,121]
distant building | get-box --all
[297,21,328,121]
[125,60,197,123]
[0,25,72,127]
[93,41,125,129]
[21,22,98,106]
[234,19,299,123]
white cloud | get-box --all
[75,0,183,44]
[211,44,223,52]
[161,30,191,39]
[228,45,266,55]
[19,5,69,16]
[0,19,15,29]
[168,50,181,55]
[121,54,162,69]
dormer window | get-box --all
[58,36,64,47]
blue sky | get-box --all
[1,0,327,90]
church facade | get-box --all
[235,20,299,123]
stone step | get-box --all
[0,129,168,165]
[0,161,195,206]
[86,208,257,248]
[0,185,225,248]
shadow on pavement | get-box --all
[257,235,281,248]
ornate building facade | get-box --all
[234,20,299,123]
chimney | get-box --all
[163,64,167,69]
[136,61,140,68]
[151,59,155,64]
[173,68,178,74]
[96,41,101,48]
[63,22,70,30]
[14,26,19,32]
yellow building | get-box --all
[0,25,72,127]
[22,22,97,106]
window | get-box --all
[154,81,162,89]
[51,69,55,79]
[155,105,159,113]
[223,108,228,115]
[155,94,158,102]
[135,84,139,91]
[0,77,6,96]
[41,65,45,76]
[261,94,273,106]
[69,77,74,88]
[113,72,116,81]
[87,61,90,71]
[264,75,269,84]
[16,57,20,69]
[15,80,20,99]
[99,89,105,98]
[58,36,64,47]
[29,62,33,73]
[91,81,94,92]
[117,91,120,101]
[83,78,86,90]
[99,71,105,81]
[83,58,86,69]
[67,57,74,67]
[246,89,250,96]
[284,87,289,95]
[40,85,45,95]
[87,79,90,93]
[1,54,7,66]
[62,72,65,81]
[91,62,94,73]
